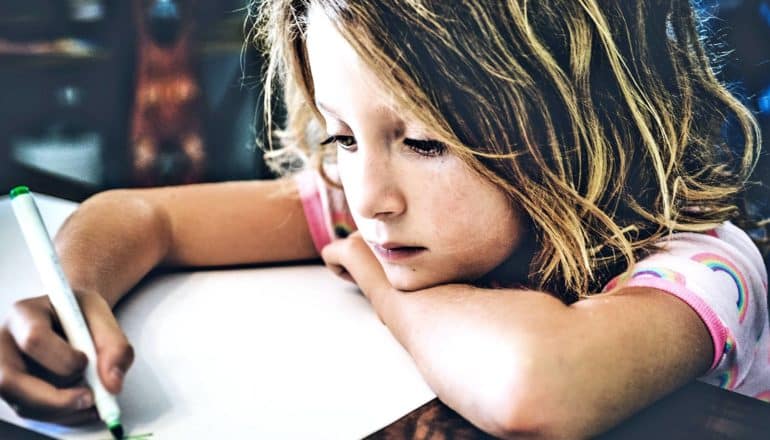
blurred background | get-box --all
[0,0,270,200]
[0,0,768,203]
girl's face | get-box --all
[306,7,526,291]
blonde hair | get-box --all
[250,0,760,300]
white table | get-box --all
[0,193,434,439]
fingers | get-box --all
[332,265,355,283]
[0,293,131,425]
[79,294,134,394]
[3,376,93,421]
[6,299,87,383]
[0,330,93,421]
[322,233,393,303]
[321,240,356,283]
[49,407,100,426]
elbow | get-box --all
[482,380,571,440]
[80,189,173,260]
[87,190,170,235]
[475,346,583,439]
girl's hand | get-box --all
[321,232,393,302]
[0,293,134,425]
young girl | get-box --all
[1,0,768,438]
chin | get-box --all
[384,269,443,292]
[389,279,423,292]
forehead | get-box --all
[305,4,352,59]
[305,5,400,116]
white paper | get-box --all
[0,194,435,439]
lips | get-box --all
[371,242,427,262]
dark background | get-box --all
[0,0,768,204]
[0,0,270,200]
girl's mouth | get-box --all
[371,244,427,262]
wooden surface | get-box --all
[369,381,770,439]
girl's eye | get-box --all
[404,139,447,157]
[321,135,357,151]
[320,135,447,157]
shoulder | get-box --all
[607,222,767,294]
[603,222,770,398]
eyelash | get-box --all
[320,135,447,157]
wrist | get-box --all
[368,284,402,324]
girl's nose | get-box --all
[349,143,406,220]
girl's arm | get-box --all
[0,178,315,423]
[322,233,712,440]
[381,285,711,439]
[57,178,317,307]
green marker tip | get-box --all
[108,420,124,440]
[9,186,30,199]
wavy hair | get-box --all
[249,0,760,300]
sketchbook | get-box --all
[0,193,435,439]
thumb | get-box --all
[78,293,134,394]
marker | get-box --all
[9,186,124,440]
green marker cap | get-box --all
[9,186,30,199]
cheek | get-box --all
[424,182,490,239]
[430,184,522,268]
[336,152,351,183]
[337,155,359,209]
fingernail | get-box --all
[110,366,125,382]
[76,393,93,410]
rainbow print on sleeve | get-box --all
[717,364,741,390]
[601,273,629,292]
[724,332,736,357]
[691,252,749,324]
[630,267,686,285]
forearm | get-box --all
[371,284,712,439]
[144,178,317,267]
[321,234,711,437]
[54,178,317,308]
[372,284,570,438]
[55,190,172,308]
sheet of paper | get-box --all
[0,194,435,439]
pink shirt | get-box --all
[296,170,770,401]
